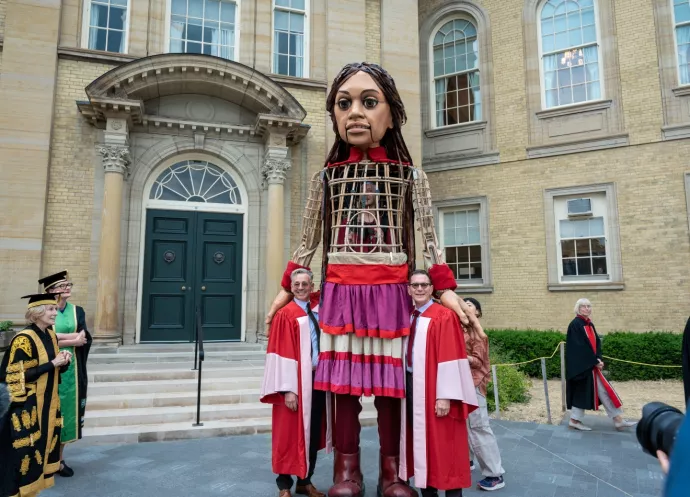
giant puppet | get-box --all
[265,63,477,497]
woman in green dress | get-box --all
[39,271,92,478]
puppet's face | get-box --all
[334,71,393,150]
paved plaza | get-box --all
[42,418,662,497]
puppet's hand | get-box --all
[265,289,293,336]
[439,290,469,327]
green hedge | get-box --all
[486,329,565,379]
[603,332,682,381]
[486,346,532,412]
[484,329,683,382]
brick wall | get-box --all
[417,0,690,333]
[42,58,118,316]
[365,0,381,64]
[0,0,6,37]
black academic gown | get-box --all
[0,324,66,497]
[74,306,92,440]
[565,316,602,410]
[682,317,690,407]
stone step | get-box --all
[88,365,264,383]
[87,389,262,410]
[81,411,378,445]
[85,400,377,428]
[88,360,265,373]
[88,350,266,365]
[109,343,264,354]
[88,376,263,396]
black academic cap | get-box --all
[38,270,69,290]
[21,293,59,309]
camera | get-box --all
[636,402,685,457]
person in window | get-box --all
[565,298,636,431]
[0,293,71,497]
[40,270,92,478]
[462,298,506,492]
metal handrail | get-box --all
[193,307,204,427]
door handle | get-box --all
[181,286,186,291]
[201,286,206,291]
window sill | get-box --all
[662,123,690,141]
[270,74,328,90]
[425,121,488,138]
[548,282,624,292]
[58,46,136,64]
[536,99,612,120]
[671,85,690,97]
[526,133,629,159]
[454,285,494,295]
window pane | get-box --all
[275,0,290,6]
[571,64,585,84]
[111,0,127,5]
[555,31,569,51]
[559,219,574,238]
[581,7,595,26]
[91,4,109,27]
[172,0,187,16]
[562,258,577,275]
[572,83,586,102]
[571,219,589,238]
[542,17,554,35]
[445,246,457,263]
[589,217,605,236]
[108,7,125,30]
[189,0,203,17]
[187,41,202,53]
[290,12,304,33]
[561,240,576,258]
[468,226,480,244]
[567,11,581,29]
[205,0,220,20]
[221,1,236,22]
[577,258,592,275]
[469,262,482,279]
[203,43,213,55]
[591,237,606,256]
[90,27,108,51]
[288,56,296,77]
[575,239,591,257]
[582,25,596,44]
[677,25,690,84]
[457,246,470,263]
[187,18,203,41]
[275,10,289,30]
[204,22,219,43]
[558,86,572,105]
[675,2,690,24]
[568,29,582,47]
[291,0,306,9]
[542,34,555,53]
[469,244,481,262]
[277,53,288,74]
[592,257,607,275]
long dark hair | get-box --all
[325,62,413,165]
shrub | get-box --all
[487,329,565,379]
[486,346,532,413]
[0,321,13,332]
[603,332,682,381]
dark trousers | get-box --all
[409,372,462,497]
[276,381,326,490]
[332,393,401,456]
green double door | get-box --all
[141,209,243,342]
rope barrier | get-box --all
[491,341,682,369]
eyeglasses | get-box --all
[55,283,73,290]
[408,283,431,289]
[580,304,592,308]
[291,282,312,288]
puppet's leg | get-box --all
[329,394,364,497]
[375,396,417,497]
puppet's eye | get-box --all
[363,97,379,109]
[337,99,351,110]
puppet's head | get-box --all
[325,62,412,165]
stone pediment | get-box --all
[77,54,309,144]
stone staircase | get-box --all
[83,343,377,445]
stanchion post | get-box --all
[541,358,552,424]
[560,342,566,412]
[492,365,500,420]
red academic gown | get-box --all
[400,302,479,490]
[260,296,329,478]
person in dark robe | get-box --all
[565,298,636,431]
[40,270,92,477]
[0,293,71,497]
[682,316,690,407]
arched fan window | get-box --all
[150,160,242,205]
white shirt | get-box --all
[295,298,319,368]
[407,299,434,372]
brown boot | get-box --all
[328,451,365,497]
[279,490,292,497]
[377,454,418,497]
[296,483,325,497]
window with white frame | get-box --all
[84,0,129,53]
[674,0,690,85]
[169,0,238,59]
[273,0,307,78]
[539,0,601,108]
[439,206,483,282]
[431,19,481,127]
[554,193,609,281]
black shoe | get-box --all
[58,461,74,477]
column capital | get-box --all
[262,147,291,186]
[97,144,131,175]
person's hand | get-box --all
[285,392,298,412]
[597,359,604,370]
[265,289,293,336]
[438,290,469,327]
[435,399,450,417]
[657,450,670,474]
[76,331,87,346]
[52,351,70,368]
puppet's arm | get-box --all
[411,168,477,329]
[265,171,323,332]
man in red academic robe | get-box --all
[260,268,328,497]
[401,270,479,497]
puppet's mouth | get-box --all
[347,123,370,131]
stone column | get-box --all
[262,146,292,315]
[94,119,131,342]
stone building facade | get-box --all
[0,0,420,344]
[1,0,688,343]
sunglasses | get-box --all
[408,283,431,289]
